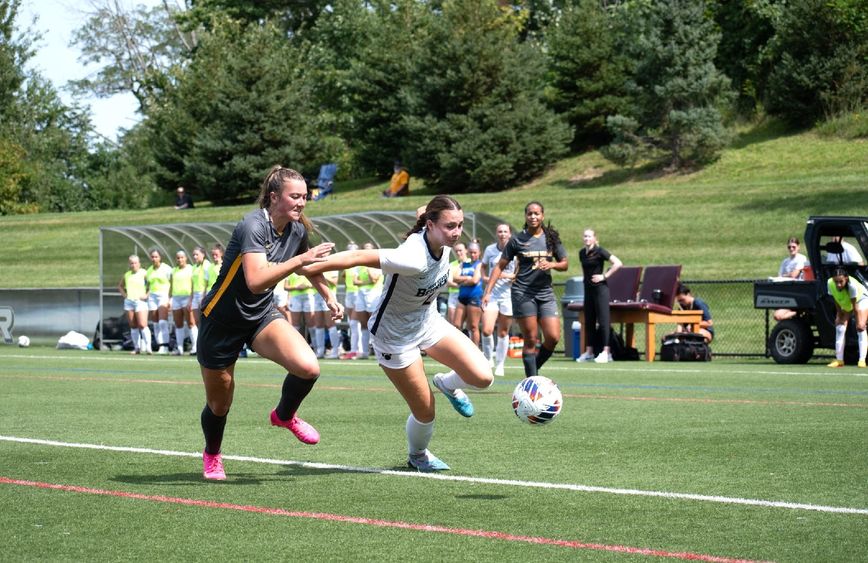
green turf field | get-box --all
[2,347,865,561]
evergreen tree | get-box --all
[545,0,631,149]
[400,0,570,192]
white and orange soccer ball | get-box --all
[512,376,562,425]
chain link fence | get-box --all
[554,279,771,358]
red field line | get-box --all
[0,476,768,562]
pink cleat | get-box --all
[202,451,226,481]
[270,409,320,445]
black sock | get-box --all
[522,353,538,378]
[275,373,317,420]
[535,345,554,370]
[201,404,227,455]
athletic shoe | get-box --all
[171,348,182,356]
[340,351,357,360]
[858,360,867,368]
[488,357,495,368]
[270,409,320,444]
[576,352,594,363]
[827,359,845,368]
[594,352,612,363]
[494,365,505,377]
[202,451,226,481]
[157,346,169,355]
[407,450,450,472]
[432,373,474,417]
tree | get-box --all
[70,0,193,115]
[397,0,571,192]
[150,18,343,203]
[603,0,733,170]
[545,0,631,148]
[763,0,867,125]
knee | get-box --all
[207,399,230,417]
[293,360,321,380]
[857,322,867,332]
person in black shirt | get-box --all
[483,201,568,378]
[174,186,194,209]
[576,228,622,363]
[196,166,341,480]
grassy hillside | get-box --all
[0,122,865,288]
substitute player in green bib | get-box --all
[826,267,868,368]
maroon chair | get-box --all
[566,266,643,313]
[611,265,682,314]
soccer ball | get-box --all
[512,376,562,425]
[17,335,30,348]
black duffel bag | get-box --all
[660,332,711,361]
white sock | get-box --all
[130,328,141,351]
[315,328,326,355]
[143,327,152,351]
[361,328,370,356]
[859,330,867,362]
[328,326,340,353]
[174,325,187,350]
[189,325,198,351]
[349,320,361,353]
[482,334,494,360]
[438,370,485,392]
[158,320,169,346]
[495,335,508,367]
[405,414,434,456]
[835,324,846,360]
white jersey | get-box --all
[368,230,451,353]
[482,242,515,300]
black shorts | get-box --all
[197,308,284,369]
[511,291,559,319]
[458,295,482,308]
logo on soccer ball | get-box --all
[511,375,562,425]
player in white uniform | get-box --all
[306,195,493,472]
[481,224,516,376]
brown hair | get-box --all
[406,195,462,238]
[257,165,313,232]
[787,237,800,246]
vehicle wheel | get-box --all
[769,319,814,364]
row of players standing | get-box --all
[118,244,224,355]
[272,241,383,360]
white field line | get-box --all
[3,352,866,379]
[1,435,865,516]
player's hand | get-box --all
[481,293,490,309]
[301,242,335,265]
[328,300,344,321]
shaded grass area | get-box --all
[1,348,866,561]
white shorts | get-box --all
[447,292,459,309]
[289,293,314,313]
[345,290,357,311]
[484,291,513,316]
[171,295,191,311]
[148,293,169,311]
[356,287,382,313]
[191,292,205,310]
[273,291,288,308]
[313,292,331,312]
[124,298,148,313]
[372,314,452,370]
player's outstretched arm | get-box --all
[302,249,381,277]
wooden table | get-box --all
[579,308,704,362]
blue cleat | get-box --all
[432,373,474,417]
[407,450,450,472]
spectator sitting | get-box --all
[774,237,809,321]
[174,186,194,209]
[675,283,714,343]
[823,236,864,265]
[382,161,410,198]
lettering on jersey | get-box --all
[521,250,552,270]
[414,273,448,298]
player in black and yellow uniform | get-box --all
[197,166,342,480]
